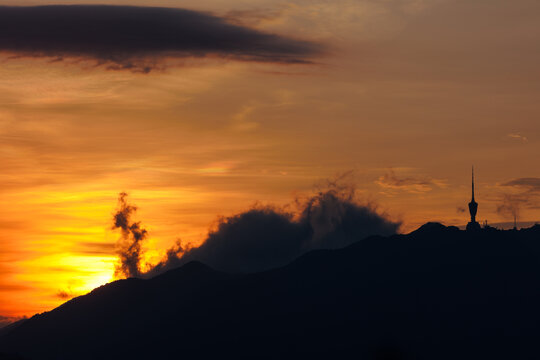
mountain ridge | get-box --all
[2,223,540,360]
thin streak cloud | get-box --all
[376,170,446,194]
[502,178,540,192]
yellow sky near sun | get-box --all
[1,0,540,318]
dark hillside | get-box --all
[1,224,540,360]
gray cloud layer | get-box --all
[0,5,321,72]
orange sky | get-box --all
[1,0,539,319]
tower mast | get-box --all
[471,166,475,201]
[467,166,480,231]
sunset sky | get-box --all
[1,0,539,321]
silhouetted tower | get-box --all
[466,167,481,232]
[469,167,478,223]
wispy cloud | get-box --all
[75,242,116,256]
[496,177,540,222]
[508,133,528,142]
[502,178,540,193]
[376,169,446,193]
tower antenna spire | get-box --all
[472,166,475,201]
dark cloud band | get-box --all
[0,5,321,72]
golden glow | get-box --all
[1,0,540,319]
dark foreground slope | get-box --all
[1,224,540,360]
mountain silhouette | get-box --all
[1,224,540,360]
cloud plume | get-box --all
[496,194,523,226]
[144,184,400,276]
[497,178,540,222]
[0,5,321,72]
[56,289,75,300]
[112,192,148,278]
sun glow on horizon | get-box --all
[1,0,540,322]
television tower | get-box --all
[466,167,481,231]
